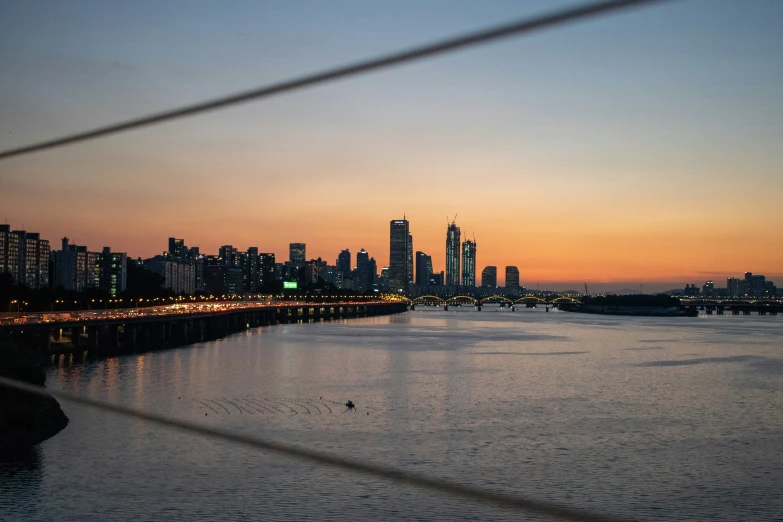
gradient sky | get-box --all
[1,0,781,291]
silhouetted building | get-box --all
[481,266,497,287]
[407,234,414,285]
[168,238,188,263]
[99,247,127,296]
[727,277,743,297]
[289,243,306,270]
[445,220,460,286]
[429,271,444,287]
[337,249,351,280]
[205,265,243,295]
[219,245,238,266]
[505,266,520,288]
[53,237,91,291]
[389,218,410,292]
[356,249,373,292]
[0,225,50,290]
[260,253,276,288]
[683,283,700,296]
[702,280,714,297]
[145,255,195,294]
[415,251,433,287]
[461,239,476,287]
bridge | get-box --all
[1,300,408,357]
[404,294,580,311]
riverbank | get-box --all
[0,334,68,449]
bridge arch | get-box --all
[480,295,513,304]
[411,295,446,305]
[446,295,477,305]
[514,295,547,304]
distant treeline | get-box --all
[581,294,680,308]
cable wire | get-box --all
[0,0,675,161]
[0,375,630,522]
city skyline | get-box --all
[2,219,779,294]
[1,2,781,290]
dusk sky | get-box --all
[1,0,781,290]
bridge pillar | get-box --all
[545,304,549,312]
[410,303,415,311]
[477,302,482,311]
[444,304,449,311]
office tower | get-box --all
[505,266,520,288]
[99,247,127,296]
[289,243,306,270]
[429,271,444,286]
[702,280,714,297]
[415,251,433,287]
[389,218,410,292]
[445,220,461,286]
[356,249,372,292]
[461,239,476,287]
[407,234,414,285]
[482,266,497,287]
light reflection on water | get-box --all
[2,307,782,521]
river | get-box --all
[2,307,782,521]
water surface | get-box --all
[2,307,781,521]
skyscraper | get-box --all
[461,239,476,287]
[259,253,276,288]
[168,238,187,262]
[415,251,433,287]
[445,220,461,286]
[356,249,371,292]
[289,243,306,270]
[337,249,351,279]
[505,266,520,288]
[245,247,260,292]
[389,218,409,292]
[407,234,414,285]
[481,266,497,287]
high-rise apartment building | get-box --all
[218,245,238,266]
[415,251,433,287]
[505,266,520,288]
[727,277,743,297]
[99,247,127,296]
[245,247,260,292]
[259,253,276,288]
[0,225,50,289]
[168,238,187,263]
[461,239,476,287]
[389,219,410,292]
[289,243,306,270]
[445,220,461,286]
[481,266,497,287]
[53,237,93,291]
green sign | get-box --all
[283,281,298,289]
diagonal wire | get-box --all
[0,376,630,522]
[0,0,676,161]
